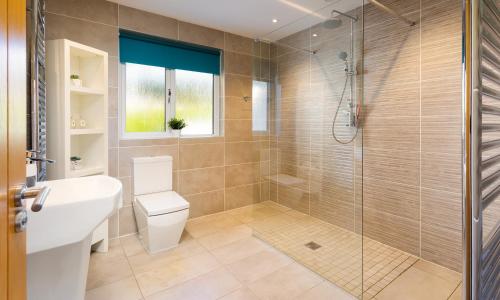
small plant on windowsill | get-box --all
[168,117,187,137]
[70,156,82,170]
[70,74,82,87]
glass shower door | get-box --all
[254,0,364,298]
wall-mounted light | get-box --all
[272,19,279,23]
[312,33,318,37]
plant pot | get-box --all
[71,79,82,87]
[170,129,181,137]
[71,160,83,171]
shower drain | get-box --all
[305,241,322,250]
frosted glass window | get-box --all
[175,70,214,136]
[122,63,220,138]
[252,80,268,132]
[125,63,166,133]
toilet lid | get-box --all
[136,191,189,216]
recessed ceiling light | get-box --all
[272,19,278,23]
[312,33,318,37]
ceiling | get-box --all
[108,0,362,41]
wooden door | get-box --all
[1,0,27,299]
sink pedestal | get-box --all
[27,234,92,300]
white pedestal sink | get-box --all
[26,175,122,300]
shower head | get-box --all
[323,9,357,29]
[323,18,342,29]
[330,9,358,22]
[338,51,348,61]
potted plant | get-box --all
[70,156,82,170]
[167,117,187,137]
[70,74,82,87]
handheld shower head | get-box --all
[338,51,348,61]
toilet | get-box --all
[132,156,189,253]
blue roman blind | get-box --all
[119,30,221,75]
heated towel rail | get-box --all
[464,0,500,299]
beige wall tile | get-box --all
[421,152,462,194]
[277,185,309,214]
[225,142,261,165]
[225,97,252,120]
[179,143,224,170]
[185,190,225,219]
[225,74,252,98]
[179,136,224,145]
[108,56,119,88]
[108,87,118,117]
[421,188,462,231]
[225,163,260,187]
[118,5,178,40]
[310,194,355,231]
[108,117,118,148]
[421,224,462,272]
[179,21,224,49]
[421,80,462,117]
[108,148,118,177]
[421,116,462,155]
[46,13,118,56]
[363,148,420,187]
[225,52,253,76]
[119,206,137,236]
[179,167,225,195]
[363,207,420,255]
[363,177,420,220]
[225,184,261,210]
[225,33,253,55]
[363,116,419,151]
[46,0,118,26]
[225,120,254,142]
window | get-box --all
[175,70,215,136]
[122,63,220,138]
[119,30,221,139]
[252,80,269,132]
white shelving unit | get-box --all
[46,40,110,252]
[46,39,108,180]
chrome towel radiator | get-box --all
[28,0,47,180]
[464,0,500,299]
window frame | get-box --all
[120,63,221,140]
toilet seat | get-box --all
[136,191,189,217]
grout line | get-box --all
[446,281,462,300]
[119,239,147,299]
[45,11,118,28]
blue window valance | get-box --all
[119,30,221,75]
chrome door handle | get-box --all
[15,184,51,212]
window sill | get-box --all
[120,133,221,141]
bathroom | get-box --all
[0,0,498,299]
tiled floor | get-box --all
[85,201,462,300]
